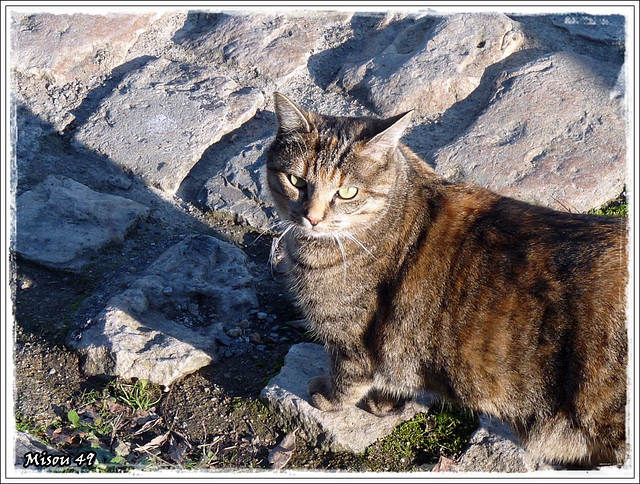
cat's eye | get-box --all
[337,187,358,200]
[288,174,307,189]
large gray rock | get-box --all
[433,51,626,213]
[15,175,148,271]
[335,13,525,116]
[171,11,351,85]
[73,57,264,194]
[454,415,553,473]
[10,12,161,129]
[72,235,258,387]
[551,13,624,44]
[260,343,432,454]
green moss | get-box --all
[589,191,628,217]
[364,404,477,472]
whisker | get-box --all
[247,220,288,247]
[333,233,347,279]
[269,223,295,270]
[341,230,376,258]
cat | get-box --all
[265,92,628,467]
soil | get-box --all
[11,189,374,474]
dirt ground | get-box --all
[12,203,425,474]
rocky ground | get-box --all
[7,6,631,478]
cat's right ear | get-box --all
[273,92,311,134]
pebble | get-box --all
[162,286,173,296]
[249,332,262,344]
[257,312,268,320]
[226,327,243,338]
[238,319,251,328]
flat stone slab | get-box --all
[454,415,553,473]
[172,11,351,84]
[433,51,626,213]
[15,175,149,271]
[73,57,264,194]
[336,13,525,116]
[260,343,432,454]
[72,234,258,387]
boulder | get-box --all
[260,343,432,454]
[335,13,526,117]
[454,415,554,473]
[171,11,351,85]
[73,57,264,194]
[10,12,160,129]
[432,51,626,213]
[72,235,258,387]
[15,175,148,271]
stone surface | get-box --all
[196,129,276,231]
[335,13,526,117]
[15,175,149,271]
[551,13,625,44]
[171,11,351,84]
[260,343,433,454]
[10,12,160,129]
[432,51,626,213]
[72,235,258,386]
[14,431,61,470]
[454,415,554,473]
[73,57,264,194]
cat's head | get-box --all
[266,93,412,239]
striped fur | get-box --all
[266,93,628,467]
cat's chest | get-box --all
[284,244,380,309]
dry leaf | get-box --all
[132,414,162,436]
[49,427,86,446]
[268,428,298,470]
[432,455,457,472]
[135,431,169,453]
[168,432,193,464]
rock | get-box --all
[551,13,624,44]
[196,134,277,231]
[335,13,526,116]
[454,415,553,472]
[249,332,262,344]
[171,11,351,84]
[260,343,432,453]
[72,235,258,386]
[14,431,61,469]
[15,175,148,271]
[433,52,626,213]
[73,57,264,194]
[10,12,160,129]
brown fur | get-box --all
[266,93,628,467]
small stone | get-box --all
[188,303,199,316]
[162,286,173,296]
[238,319,251,328]
[257,312,268,321]
[226,327,243,338]
[48,368,56,375]
[249,332,262,344]
[224,349,233,358]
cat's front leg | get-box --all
[308,352,372,412]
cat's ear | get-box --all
[273,92,311,134]
[360,110,413,159]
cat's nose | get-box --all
[305,213,323,226]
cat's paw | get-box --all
[308,375,342,412]
[362,389,407,417]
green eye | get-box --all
[337,187,358,199]
[288,174,307,189]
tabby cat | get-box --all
[266,92,628,467]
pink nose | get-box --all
[305,213,323,226]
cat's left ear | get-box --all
[360,110,413,159]
[273,92,312,134]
